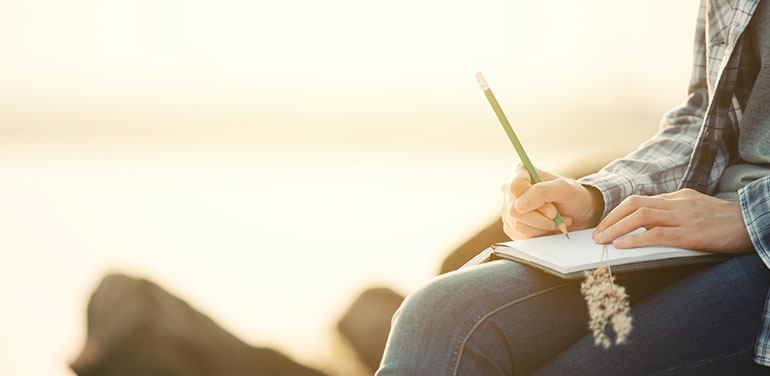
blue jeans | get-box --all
[375,254,770,375]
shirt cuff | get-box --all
[738,177,770,270]
[577,171,635,220]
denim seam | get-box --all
[451,282,577,376]
[648,347,752,376]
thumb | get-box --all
[514,179,572,213]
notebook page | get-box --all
[495,228,708,272]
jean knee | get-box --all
[392,272,472,333]
[379,272,484,375]
[392,261,553,334]
[379,262,568,375]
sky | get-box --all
[0,0,702,375]
[1,0,698,142]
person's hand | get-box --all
[592,188,753,253]
[501,164,605,240]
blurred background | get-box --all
[0,0,699,374]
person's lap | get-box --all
[533,253,770,375]
[375,253,770,375]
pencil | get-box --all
[475,72,569,238]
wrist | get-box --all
[582,184,605,227]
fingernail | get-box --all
[614,239,625,248]
[593,231,602,240]
[515,198,528,212]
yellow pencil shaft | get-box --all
[476,73,568,234]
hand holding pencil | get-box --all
[501,164,604,240]
[476,72,605,240]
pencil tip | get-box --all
[558,223,569,239]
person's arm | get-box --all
[578,0,709,220]
[740,177,770,264]
[501,2,710,241]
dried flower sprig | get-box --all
[580,245,632,349]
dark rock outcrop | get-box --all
[71,273,325,376]
[337,287,404,372]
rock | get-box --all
[439,218,507,274]
[337,287,404,372]
[71,273,325,376]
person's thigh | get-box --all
[376,259,709,376]
[533,253,770,376]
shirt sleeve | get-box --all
[577,1,709,219]
[740,177,770,269]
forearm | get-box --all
[578,99,705,219]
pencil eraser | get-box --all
[475,72,489,90]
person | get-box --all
[375,0,770,374]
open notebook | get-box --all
[461,228,728,279]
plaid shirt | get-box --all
[577,0,770,366]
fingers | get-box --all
[511,162,560,182]
[504,163,533,196]
[504,217,573,240]
[595,195,675,234]
[509,177,532,197]
[538,203,558,219]
[501,164,571,240]
[504,221,541,239]
[515,178,573,213]
[593,189,704,246]
[613,227,682,249]
[594,207,677,244]
[505,163,565,202]
[502,190,566,231]
[507,207,562,231]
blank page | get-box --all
[494,228,711,274]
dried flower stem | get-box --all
[580,245,632,349]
